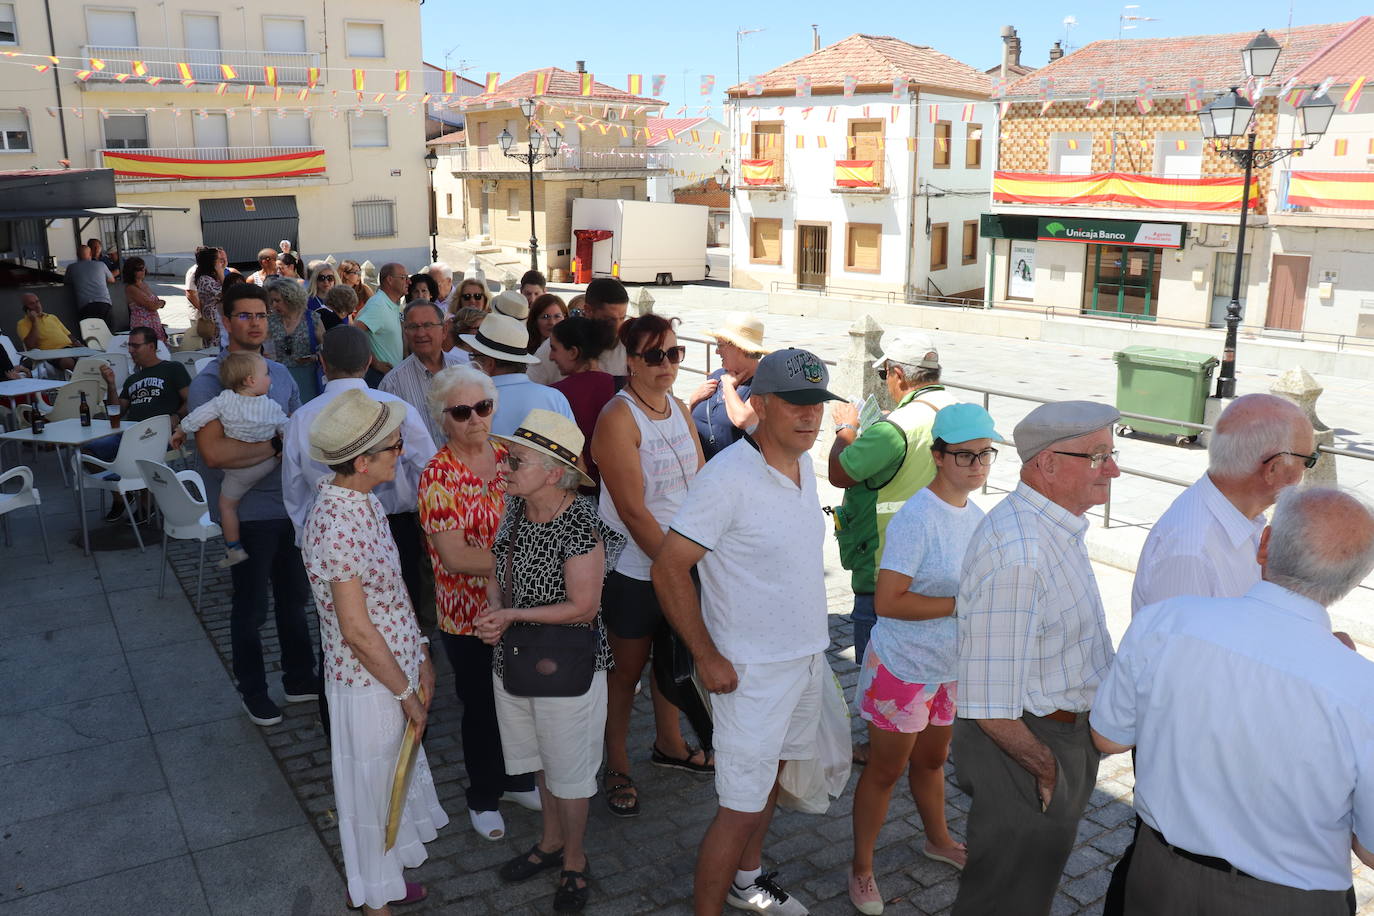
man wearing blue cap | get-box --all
[654,348,842,916]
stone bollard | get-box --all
[813,313,888,465]
[634,287,655,317]
[1271,367,1337,486]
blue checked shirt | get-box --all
[956,482,1115,719]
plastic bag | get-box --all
[777,664,853,814]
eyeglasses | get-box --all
[943,447,999,467]
[444,399,494,422]
[505,453,529,471]
[368,437,404,456]
[259,256,275,262]
[341,269,358,277]
[404,321,444,332]
[232,312,269,322]
[538,312,564,322]
[460,292,487,301]
[126,340,152,350]
[1052,449,1120,470]
[318,275,337,284]
[1262,450,1319,470]
[631,346,686,366]
[876,366,890,381]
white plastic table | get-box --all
[0,417,120,555]
[0,378,67,398]
[20,347,105,362]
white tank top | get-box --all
[599,389,697,579]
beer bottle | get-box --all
[79,391,92,427]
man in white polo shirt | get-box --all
[654,348,841,916]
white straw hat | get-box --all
[493,409,594,488]
[711,312,770,355]
[308,388,405,464]
[460,313,539,364]
[492,289,530,320]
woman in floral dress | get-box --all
[122,257,167,342]
[302,388,448,914]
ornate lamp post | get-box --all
[424,147,439,263]
[498,97,563,272]
[1198,29,1334,398]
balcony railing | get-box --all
[95,147,326,182]
[1276,170,1374,218]
[993,170,1260,214]
[80,45,319,86]
[740,158,784,189]
[833,158,887,192]
[447,145,668,173]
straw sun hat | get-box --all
[491,289,531,320]
[459,312,540,364]
[493,409,595,489]
[711,312,770,356]
[308,388,404,465]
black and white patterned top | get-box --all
[491,493,625,678]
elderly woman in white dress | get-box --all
[302,388,448,914]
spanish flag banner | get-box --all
[214,82,228,96]
[352,69,365,91]
[740,159,780,185]
[1342,76,1366,113]
[308,67,320,89]
[220,64,237,80]
[75,70,92,81]
[993,171,1258,211]
[396,70,409,92]
[89,57,106,70]
[102,148,326,181]
[264,66,277,87]
[835,160,877,188]
[533,71,549,95]
[177,62,193,82]
[627,74,642,94]
[442,70,455,94]
[132,60,147,76]
[1335,138,1349,156]
[580,73,594,96]
[485,72,500,93]
[1288,170,1374,210]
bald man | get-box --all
[17,293,82,371]
[1093,487,1374,916]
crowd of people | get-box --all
[42,247,1374,916]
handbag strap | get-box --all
[502,505,524,609]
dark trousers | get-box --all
[78,301,112,326]
[951,715,1100,916]
[387,511,435,632]
[1124,821,1354,916]
[440,632,535,811]
[230,517,317,700]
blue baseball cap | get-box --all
[933,403,1000,444]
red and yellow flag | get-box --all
[307,67,320,88]
[443,70,455,94]
[244,84,255,102]
[484,72,500,93]
[580,73,593,96]
[1335,138,1349,156]
[103,148,326,180]
[89,57,106,71]
[352,69,365,91]
[1176,139,1188,151]
[396,70,409,92]
[533,71,549,95]
[263,66,277,87]
[214,82,228,96]
[1342,76,1366,113]
[145,76,162,86]
[75,70,93,81]
[132,60,146,77]
[740,159,780,185]
[627,74,642,94]
[177,62,193,82]
[220,64,237,80]
[835,160,877,187]
[1288,170,1374,209]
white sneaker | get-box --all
[727,872,809,915]
[468,807,505,841]
[502,789,543,812]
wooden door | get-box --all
[1265,254,1309,331]
[848,120,884,185]
[797,225,828,290]
[751,122,783,184]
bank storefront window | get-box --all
[1088,246,1161,318]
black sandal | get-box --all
[553,867,591,912]
[498,843,563,883]
[650,744,715,775]
[602,769,640,818]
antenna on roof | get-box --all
[1120,4,1159,34]
[1062,15,1078,53]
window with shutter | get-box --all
[103,114,148,149]
[750,218,782,265]
[350,111,387,148]
[965,123,982,169]
[845,223,881,273]
[344,21,384,58]
[86,8,137,46]
[0,109,30,151]
[846,120,885,186]
[933,121,952,168]
[0,3,18,44]
[507,188,521,218]
[262,16,306,52]
[930,224,949,271]
[962,220,979,265]
[268,114,311,147]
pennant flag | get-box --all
[1136,77,1154,114]
[826,108,837,123]
[1176,139,1188,151]
[132,60,147,77]
[298,87,309,101]
[214,82,228,96]
[89,57,106,71]
[1369,139,1374,155]
[47,55,58,64]
[712,130,721,145]
[620,125,628,138]
[795,75,812,97]
[962,103,976,121]
[1335,138,1349,156]
[801,107,813,119]
[1342,76,1366,113]
[1184,77,1202,112]
[45,106,56,117]
[862,105,870,118]
[220,64,237,80]
[373,92,386,102]
[244,84,255,102]
[145,76,163,86]
[264,65,277,87]
[892,76,908,100]
[999,100,1011,119]
[748,76,764,96]
[98,108,109,119]
[597,123,608,135]
[890,105,899,124]
[649,73,665,96]
[308,67,320,88]
[178,62,193,81]
[111,72,129,82]
[1066,139,1079,150]
[907,137,915,151]
[929,104,939,123]
[352,69,365,91]
[274,86,283,101]
[992,77,1008,99]
[739,132,747,147]
[817,135,827,149]
[396,70,409,92]
[75,70,93,81]
[843,75,857,97]
[484,71,499,93]
[690,129,700,142]
[31,64,49,73]
[700,74,714,96]
[1286,86,1310,108]
[1087,76,1106,111]
[435,70,452,94]
[580,73,593,96]
[795,135,805,149]
[627,73,642,94]
[533,71,549,95]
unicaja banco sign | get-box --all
[1037,218,1184,249]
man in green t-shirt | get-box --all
[828,332,957,684]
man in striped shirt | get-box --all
[952,400,1120,916]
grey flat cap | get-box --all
[1014,400,1121,463]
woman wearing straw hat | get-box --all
[301,388,448,914]
[688,312,769,460]
[475,409,624,914]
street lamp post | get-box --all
[498,97,563,272]
[424,147,439,264]
[1198,30,1334,398]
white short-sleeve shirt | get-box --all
[668,437,829,665]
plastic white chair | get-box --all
[0,466,51,563]
[0,333,19,367]
[17,378,105,425]
[80,318,113,350]
[70,354,126,391]
[73,414,172,552]
[136,458,221,613]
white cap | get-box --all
[872,332,939,370]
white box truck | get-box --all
[570,198,708,285]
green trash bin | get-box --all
[1112,345,1219,445]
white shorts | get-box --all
[220,455,280,501]
[710,652,825,813]
[492,670,608,799]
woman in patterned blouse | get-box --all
[418,365,539,843]
[301,388,447,914]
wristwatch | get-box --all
[835,422,859,433]
[270,434,283,456]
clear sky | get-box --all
[419,1,1367,117]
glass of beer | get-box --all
[107,402,122,429]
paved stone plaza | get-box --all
[2,283,1372,914]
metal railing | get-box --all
[80,45,319,85]
[446,144,668,173]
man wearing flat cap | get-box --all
[951,399,1121,916]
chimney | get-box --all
[811,24,820,52]
[1049,41,1064,61]
[575,60,586,73]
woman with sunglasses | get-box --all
[265,277,326,402]
[591,314,711,818]
[122,256,168,343]
[418,366,539,842]
[306,262,339,314]
[549,316,616,491]
[847,403,1000,914]
[339,259,373,304]
[451,278,490,315]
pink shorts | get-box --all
[856,645,956,734]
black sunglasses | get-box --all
[631,345,686,366]
[444,399,494,421]
[1262,450,1319,470]
[369,437,404,455]
[460,291,487,301]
